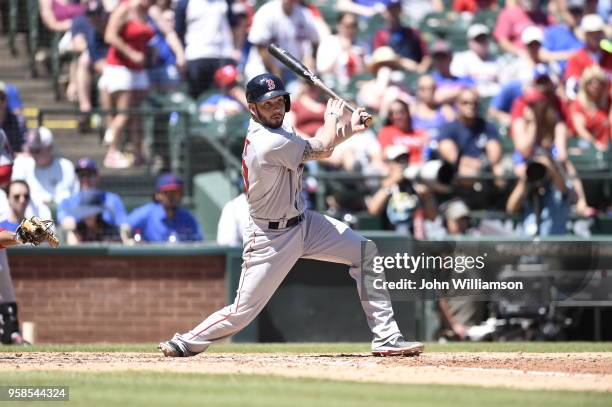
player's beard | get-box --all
[255,107,284,129]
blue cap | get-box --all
[76,156,98,172]
[156,173,183,192]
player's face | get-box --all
[251,95,286,128]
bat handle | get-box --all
[342,103,373,127]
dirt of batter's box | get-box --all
[1,352,611,393]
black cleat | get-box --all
[158,334,193,357]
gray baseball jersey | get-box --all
[242,119,306,220]
[172,118,403,353]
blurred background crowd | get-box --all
[0,0,611,246]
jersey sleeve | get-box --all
[255,131,306,171]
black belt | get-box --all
[268,214,304,230]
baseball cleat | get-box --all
[371,337,424,357]
[158,334,192,357]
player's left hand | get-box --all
[350,107,372,134]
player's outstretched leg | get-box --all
[301,210,423,356]
[159,224,303,357]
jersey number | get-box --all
[241,138,251,194]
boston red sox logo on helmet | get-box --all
[246,73,291,112]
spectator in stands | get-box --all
[11,127,78,207]
[430,41,476,105]
[147,2,181,92]
[286,82,326,139]
[0,181,52,231]
[438,89,504,180]
[436,198,487,341]
[377,99,427,165]
[216,181,248,246]
[244,0,319,88]
[175,0,240,98]
[569,66,611,151]
[372,0,430,74]
[0,82,24,118]
[450,24,502,98]
[511,79,595,215]
[199,65,247,121]
[71,0,110,132]
[0,132,52,223]
[58,157,131,242]
[565,14,612,98]
[39,0,86,33]
[510,66,568,164]
[499,26,555,84]
[410,75,455,141]
[542,0,585,74]
[316,12,366,87]
[128,173,202,242]
[493,0,554,56]
[453,0,498,13]
[100,0,185,168]
[0,181,29,232]
[0,83,26,153]
[64,189,122,244]
[557,0,600,28]
[39,0,89,101]
[357,46,412,117]
[506,154,571,236]
[366,145,436,237]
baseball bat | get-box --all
[267,43,372,127]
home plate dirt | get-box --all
[1,352,611,392]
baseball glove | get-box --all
[16,217,60,247]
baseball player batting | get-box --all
[159,73,424,357]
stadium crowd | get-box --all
[1,0,611,245]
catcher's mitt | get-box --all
[16,217,60,247]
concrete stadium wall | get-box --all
[8,246,239,344]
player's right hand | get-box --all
[325,98,345,122]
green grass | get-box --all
[0,371,610,407]
[1,342,612,353]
